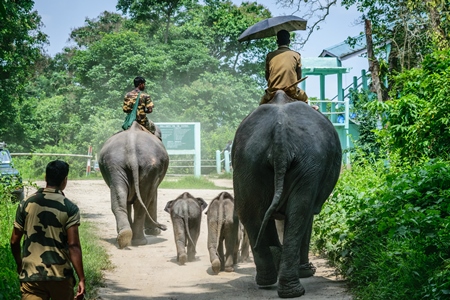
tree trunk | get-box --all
[365,19,385,102]
[426,0,448,50]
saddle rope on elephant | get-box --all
[254,108,289,250]
[130,150,167,232]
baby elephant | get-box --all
[165,192,207,265]
[206,191,240,273]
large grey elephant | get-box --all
[232,91,342,298]
[164,192,207,265]
[206,191,240,273]
[99,122,169,249]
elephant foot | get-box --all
[298,262,316,278]
[256,268,278,286]
[277,281,305,298]
[145,227,161,236]
[187,253,196,262]
[211,259,221,274]
[131,237,148,246]
[224,265,234,272]
[117,229,132,249]
[179,253,187,265]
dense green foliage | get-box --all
[313,48,450,299]
[0,185,21,300]
[0,0,47,144]
[379,49,450,163]
[313,160,450,299]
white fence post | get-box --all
[85,145,92,176]
[216,150,221,174]
[224,150,230,173]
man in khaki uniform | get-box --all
[260,29,308,105]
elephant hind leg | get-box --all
[246,220,279,286]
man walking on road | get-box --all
[10,160,86,300]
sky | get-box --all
[33,0,368,99]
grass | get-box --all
[78,221,113,300]
[159,175,231,189]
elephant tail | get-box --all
[213,200,224,258]
[254,122,288,250]
[132,169,167,232]
[208,198,224,257]
[183,209,196,253]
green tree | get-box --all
[377,49,450,163]
[177,0,273,81]
[117,0,197,43]
[0,0,47,145]
[69,11,126,48]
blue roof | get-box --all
[319,34,367,61]
[301,57,350,75]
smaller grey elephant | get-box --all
[238,222,250,263]
[206,191,240,273]
[164,192,207,265]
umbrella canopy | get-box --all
[238,15,307,43]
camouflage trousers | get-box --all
[260,86,308,105]
[138,118,156,134]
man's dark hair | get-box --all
[134,76,146,87]
[277,30,290,46]
[46,160,69,186]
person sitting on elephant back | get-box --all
[260,29,308,105]
[123,76,156,134]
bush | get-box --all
[313,160,450,300]
[0,185,21,300]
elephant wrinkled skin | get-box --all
[232,91,342,298]
[164,192,207,265]
[99,122,169,249]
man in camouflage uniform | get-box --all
[10,160,86,300]
[260,29,309,105]
[123,76,156,134]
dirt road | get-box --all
[32,179,351,300]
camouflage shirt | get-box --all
[14,188,80,282]
[122,88,154,123]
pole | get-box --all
[86,146,92,176]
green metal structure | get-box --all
[301,57,360,165]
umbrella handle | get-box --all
[283,76,308,91]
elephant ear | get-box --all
[196,197,208,211]
[164,200,175,213]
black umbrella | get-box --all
[238,15,307,43]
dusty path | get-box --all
[32,179,351,300]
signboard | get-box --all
[157,123,195,151]
[155,122,201,176]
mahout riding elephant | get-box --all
[164,192,208,265]
[99,121,169,249]
[232,90,342,298]
[206,191,240,273]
